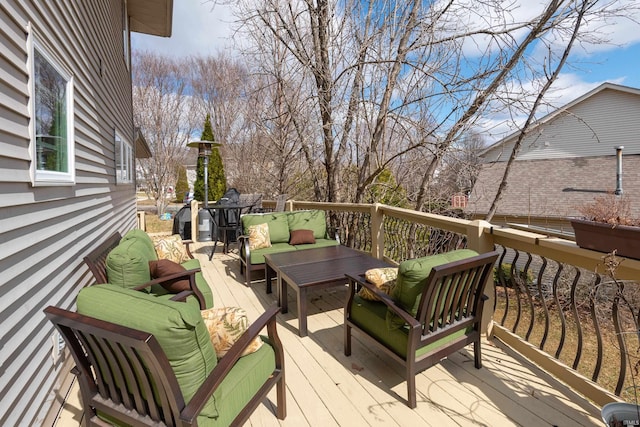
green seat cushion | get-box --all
[199,338,276,426]
[181,258,214,309]
[76,284,220,418]
[293,238,339,251]
[105,235,158,290]
[242,213,290,244]
[350,295,469,359]
[388,249,478,329]
[249,243,296,265]
[287,210,327,239]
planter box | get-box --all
[571,218,640,260]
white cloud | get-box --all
[131,0,236,58]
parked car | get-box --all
[183,191,194,204]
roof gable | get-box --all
[481,83,640,162]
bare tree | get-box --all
[133,51,199,214]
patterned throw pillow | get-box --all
[201,307,263,359]
[153,234,190,264]
[358,267,399,301]
[248,223,271,250]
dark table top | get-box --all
[266,246,392,288]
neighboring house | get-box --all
[466,83,640,231]
[0,1,173,425]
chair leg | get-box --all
[474,338,482,369]
[406,370,417,409]
[245,267,251,287]
[344,323,352,356]
[276,373,287,420]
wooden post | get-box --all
[370,203,384,259]
[466,219,496,337]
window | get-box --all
[31,38,74,184]
[115,132,133,183]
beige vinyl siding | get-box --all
[0,1,138,425]
[482,87,640,163]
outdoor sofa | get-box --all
[238,210,339,287]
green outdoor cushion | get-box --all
[105,236,156,290]
[76,284,220,419]
[387,249,478,329]
[242,213,290,244]
[203,339,276,426]
[121,228,157,261]
[249,242,296,265]
[287,210,327,239]
[350,294,469,359]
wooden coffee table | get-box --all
[264,246,392,336]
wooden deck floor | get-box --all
[54,244,603,426]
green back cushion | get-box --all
[242,213,290,243]
[76,284,220,418]
[105,232,158,289]
[387,249,478,329]
[287,210,327,239]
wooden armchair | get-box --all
[344,250,499,408]
[44,292,286,426]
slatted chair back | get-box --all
[83,232,122,284]
[416,252,498,345]
[44,306,185,426]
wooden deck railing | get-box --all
[261,200,640,407]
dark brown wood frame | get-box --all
[44,304,286,426]
[344,251,500,408]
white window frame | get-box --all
[29,32,75,186]
[123,0,130,69]
[115,131,134,184]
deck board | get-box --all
[54,244,603,426]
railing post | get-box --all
[466,219,495,337]
[371,203,384,259]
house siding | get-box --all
[0,1,139,425]
[482,87,640,163]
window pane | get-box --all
[34,49,68,172]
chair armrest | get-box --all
[180,305,282,423]
[345,273,420,329]
[182,239,194,259]
[326,227,341,243]
[133,268,207,310]
[238,235,250,261]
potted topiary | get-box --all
[571,193,640,260]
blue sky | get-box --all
[131,0,640,139]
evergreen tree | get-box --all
[174,164,189,202]
[194,114,226,202]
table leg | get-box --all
[297,288,308,337]
[279,276,288,314]
[265,264,273,294]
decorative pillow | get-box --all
[289,229,316,245]
[248,223,271,250]
[201,307,263,359]
[153,234,190,264]
[149,259,189,293]
[359,267,398,301]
